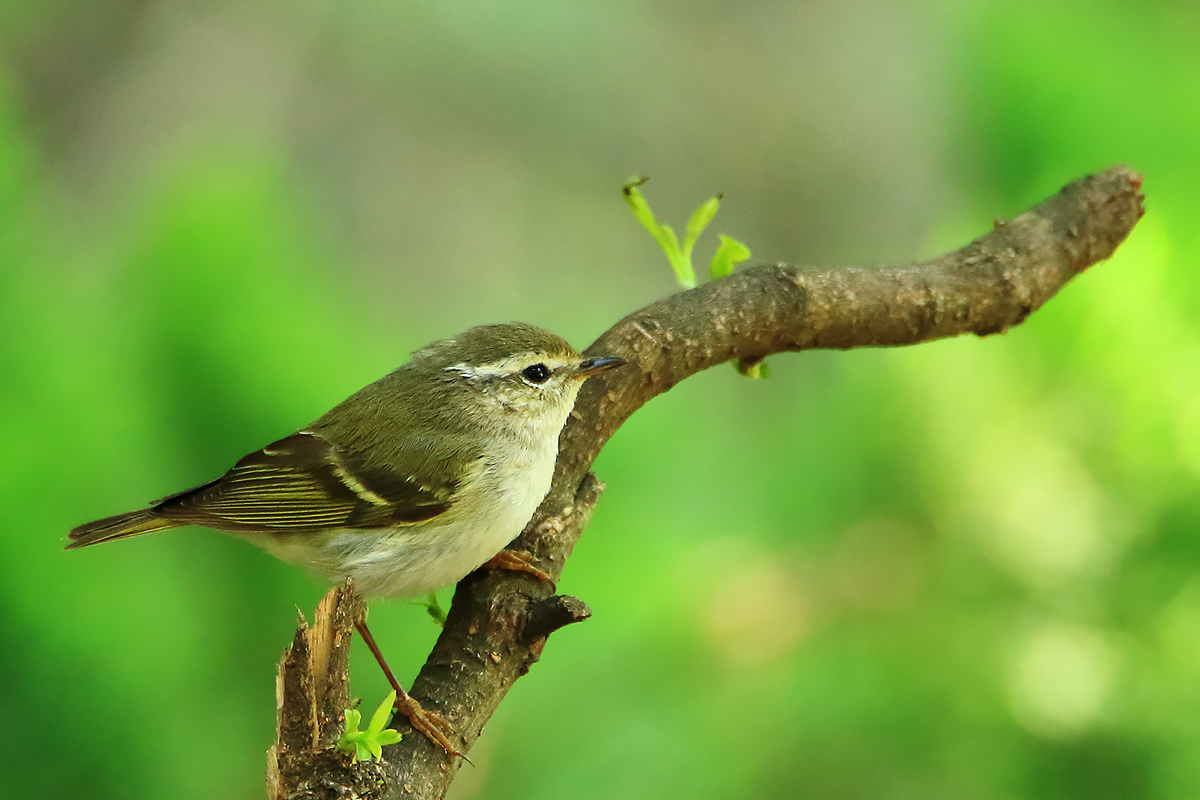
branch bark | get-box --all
[269,165,1145,799]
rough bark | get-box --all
[268,582,388,799]
[268,165,1145,799]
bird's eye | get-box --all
[522,363,551,384]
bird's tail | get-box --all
[66,510,181,549]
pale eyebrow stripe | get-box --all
[444,353,577,379]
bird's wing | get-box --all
[152,430,462,533]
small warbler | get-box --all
[69,321,624,754]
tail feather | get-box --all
[66,510,181,549]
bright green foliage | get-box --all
[336,692,402,763]
[414,592,447,626]
[735,359,771,380]
[623,178,759,376]
[622,178,751,290]
[622,177,693,288]
[709,234,752,281]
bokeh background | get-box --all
[2,2,1198,798]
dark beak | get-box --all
[576,355,625,378]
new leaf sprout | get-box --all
[337,691,402,763]
[622,178,764,377]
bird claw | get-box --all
[392,694,472,764]
[354,614,470,762]
[483,549,556,588]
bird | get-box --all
[68,321,624,756]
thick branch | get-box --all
[275,166,1145,799]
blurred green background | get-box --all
[2,1,1198,798]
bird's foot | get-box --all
[483,549,555,588]
[391,692,471,763]
[354,615,469,761]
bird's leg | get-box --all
[352,613,467,760]
[483,549,555,587]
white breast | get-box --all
[302,434,559,598]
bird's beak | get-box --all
[576,356,625,378]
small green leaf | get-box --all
[684,195,722,259]
[366,739,383,761]
[624,181,750,293]
[337,734,358,758]
[736,358,771,380]
[623,178,677,260]
[709,234,751,280]
[659,224,696,289]
[623,178,697,290]
[337,692,403,763]
[368,691,397,735]
[426,593,446,625]
[375,730,402,746]
[621,177,655,230]
[410,593,447,626]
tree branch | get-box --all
[270,165,1145,799]
[268,581,385,799]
